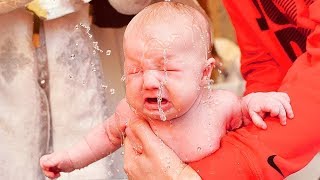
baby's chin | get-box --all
[142,111,178,122]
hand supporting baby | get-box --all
[242,92,294,129]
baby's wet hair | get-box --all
[124,1,212,56]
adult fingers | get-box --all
[126,118,163,153]
[123,137,142,177]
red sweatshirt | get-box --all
[189,0,320,179]
[225,0,314,95]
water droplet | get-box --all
[75,43,79,46]
[93,50,96,55]
[197,147,201,152]
[218,69,222,74]
[101,84,108,89]
[121,151,124,155]
[160,113,167,121]
[70,54,75,59]
[107,171,112,176]
[69,75,73,79]
[207,79,214,90]
[82,80,86,85]
[106,50,112,56]
[40,79,46,85]
[121,75,126,82]
[110,88,115,95]
[92,68,96,72]
[75,25,79,29]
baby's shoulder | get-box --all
[207,89,239,106]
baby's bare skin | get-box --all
[39,2,293,178]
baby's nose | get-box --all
[143,70,161,90]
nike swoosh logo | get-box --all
[267,155,284,176]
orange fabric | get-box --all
[223,0,313,95]
[189,0,320,179]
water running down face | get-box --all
[123,2,214,121]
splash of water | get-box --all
[157,82,167,121]
[157,49,169,121]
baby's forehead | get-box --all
[125,18,203,51]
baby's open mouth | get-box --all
[146,98,168,104]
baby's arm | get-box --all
[241,92,294,129]
[40,99,130,178]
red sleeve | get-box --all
[223,0,286,95]
[189,1,320,179]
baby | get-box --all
[40,2,293,178]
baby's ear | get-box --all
[202,57,215,79]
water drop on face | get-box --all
[69,75,73,79]
[197,147,201,152]
[70,54,75,59]
[93,50,96,55]
[75,25,79,29]
[92,68,96,72]
[121,151,124,155]
[110,88,115,95]
[106,50,112,56]
[218,69,222,74]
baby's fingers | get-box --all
[280,98,294,119]
[43,169,61,179]
[40,155,56,169]
[270,104,287,125]
[273,93,294,119]
[249,110,267,129]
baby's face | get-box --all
[124,19,209,121]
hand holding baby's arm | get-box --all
[241,92,294,129]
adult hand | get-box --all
[123,119,201,180]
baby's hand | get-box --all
[40,151,75,179]
[242,92,294,129]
